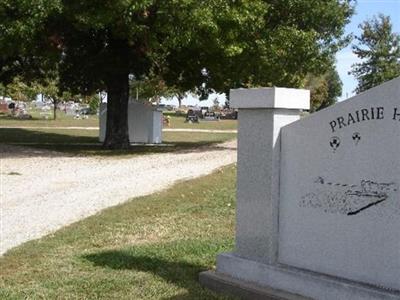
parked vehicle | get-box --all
[79,107,91,115]
[185,109,199,123]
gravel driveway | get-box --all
[0,140,237,255]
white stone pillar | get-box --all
[230,87,310,264]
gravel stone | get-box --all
[0,140,237,255]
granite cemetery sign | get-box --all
[200,78,400,299]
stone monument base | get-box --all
[199,253,400,300]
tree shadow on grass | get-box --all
[0,128,97,144]
[0,128,235,158]
[84,251,204,299]
[82,240,234,299]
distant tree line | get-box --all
[0,76,100,120]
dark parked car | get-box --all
[185,109,199,123]
[79,107,91,115]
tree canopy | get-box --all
[350,14,400,93]
[306,66,342,112]
[1,0,354,148]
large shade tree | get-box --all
[350,14,400,93]
[1,0,353,148]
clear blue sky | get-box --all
[336,0,400,100]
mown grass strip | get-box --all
[0,113,237,130]
[0,165,237,299]
[0,128,236,156]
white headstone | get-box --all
[279,77,400,291]
[99,101,163,144]
[200,77,400,300]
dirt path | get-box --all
[0,141,237,255]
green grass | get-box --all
[0,112,237,130]
[166,115,237,130]
[0,128,236,156]
[0,165,237,300]
[0,111,99,127]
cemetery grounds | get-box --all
[0,111,238,299]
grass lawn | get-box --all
[0,111,99,128]
[0,165,237,299]
[0,128,236,156]
[166,115,237,130]
[0,112,237,130]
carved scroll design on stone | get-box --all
[300,177,399,216]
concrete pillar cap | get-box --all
[230,87,310,110]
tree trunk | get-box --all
[53,99,57,120]
[177,95,182,108]
[102,38,132,149]
[103,72,130,149]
